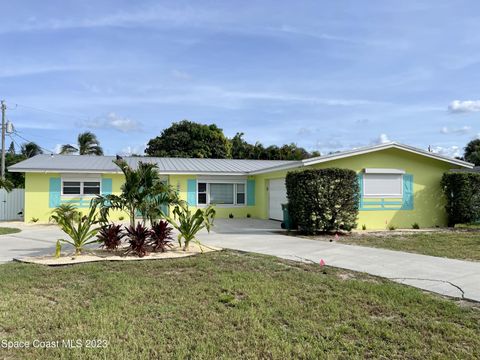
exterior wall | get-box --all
[169,174,255,218]
[22,148,462,228]
[253,148,460,229]
[24,172,127,223]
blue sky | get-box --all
[1,1,480,157]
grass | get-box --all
[330,231,480,261]
[0,251,479,359]
[0,227,21,235]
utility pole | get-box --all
[1,100,6,179]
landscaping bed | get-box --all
[0,251,479,359]
[15,243,220,266]
[0,227,21,235]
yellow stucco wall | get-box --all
[254,148,459,229]
[23,148,460,228]
[24,173,127,223]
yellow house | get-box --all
[8,142,473,229]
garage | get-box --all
[268,178,287,221]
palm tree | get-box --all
[92,160,180,227]
[60,131,104,155]
[20,142,43,158]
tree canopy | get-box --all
[464,139,480,165]
[145,120,231,158]
[145,121,319,160]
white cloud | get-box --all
[448,100,480,113]
[120,144,147,156]
[440,126,472,135]
[430,146,461,158]
[82,113,142,133]
[372,133,391,144]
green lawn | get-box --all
[329,231,480,261]
[1,251,479,359]
[0,227,21,235]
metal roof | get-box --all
[8,155,300,175]
[250,142,474,174]
[8,142,473,175]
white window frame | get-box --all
[61,178,102,197]
[197,180,247,207]
[363,173,403,199]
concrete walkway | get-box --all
[199,219,480,302]
[1,219,479,302]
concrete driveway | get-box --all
[1,219,479,302]
[199,219,480,302]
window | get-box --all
[236,183,245,204]
[62,180,101,196]
[63,181,81,195]
[198,182,207,204]
[197,182,246,206]
[363,174,402,198]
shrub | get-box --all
[30,217,39,223]
[229,213,234,219]
[125,223,151,257]
[246,213,251,218]
[150,220,174,252]
[50,205,100,255]
[362,224,367,231]
[168,204,216,251]
[388,225,396,231]
[412,222,420,229]
[285,168,360,234]
[97,224,125,251]
[441,173,480,226]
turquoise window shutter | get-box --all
[357,174,364,209]
[187,179,197,206]
[401,174,414,210]
[247,179,256,206]
[49,177,61,208]
[101,178,113,195]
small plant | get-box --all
[229,213,234,219]
[150,220,174,252]
[411,222,420,229]
[125,222,151,257]
[30,217,39,223]
[50,205,100,255]
[97,224,126,251]
[361,224,367,230]
[388,225,396,231]
[168,204,216,251]
[118,215,125,221]
[246,213,251,218]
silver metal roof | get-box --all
[8,155,300,175]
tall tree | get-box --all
[8,141,15,155]
[145,120,231,158]
[464,139,480,165]
[20,142,43,158]
[60,131,104,155]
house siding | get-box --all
[253,148,459,229]
[22,148,461,228]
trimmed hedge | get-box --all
[286,168,360,234]
[441,172,480,226]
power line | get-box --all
[10,131,56,154]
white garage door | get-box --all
[269,178,287,221]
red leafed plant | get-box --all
[125,222,151,257]
[97,224,126,251]
[150,220,174,252]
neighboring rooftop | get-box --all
[8,155,300,175]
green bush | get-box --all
[441,173,480,226]
[285,168,360,234]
